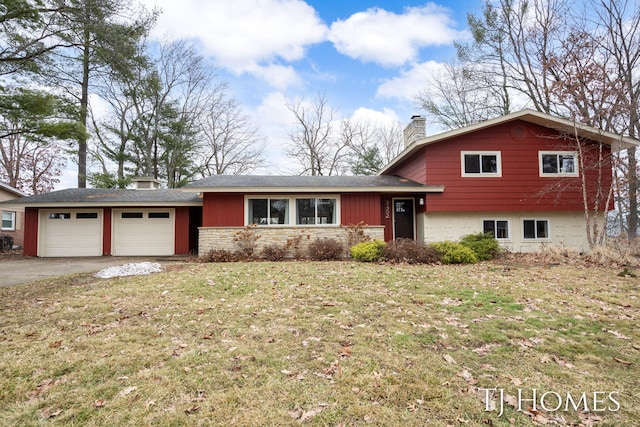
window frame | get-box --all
[245,195,340,227]
[482,219,510,240]
[522,219,550,240]
[1,211,16,230]
[539,151,578,177]
[461,151,502,177]
[246,197,291,226]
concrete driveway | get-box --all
[0,256,186,287]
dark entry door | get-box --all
[393,199,414,239]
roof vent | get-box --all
[403,115,426,147]
[132,177,163,190]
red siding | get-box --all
[203,193,244,226]
[174,206,190,254]
[341,193,382,226]
[23,208,38,257]
[386,147,427,183]
[389,120,613,212]
[102,207,112,255]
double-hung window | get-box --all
[1,211,15,230]
[296,198,337,225]
[539,152,578,177]
[461,151,502,176]
[248,198,290,225]
[523,219,549,239]
[483,220,509,240]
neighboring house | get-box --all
[4,109,637,257]
[0,182,27,250]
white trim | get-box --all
[522,218,551,240]
[482,218,511,241]
[1,211,16,230]
[244,195,341,227]
[461,151,502,177]
[539,151,578,177]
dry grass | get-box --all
[0,260,638,426]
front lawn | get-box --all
[0,260,638,426]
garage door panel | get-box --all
[112,209,174,256]
[40,210,102,257]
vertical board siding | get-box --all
[23,207,38,257]
[102,207,112,255]
[340,193,382,226]
[174,206,190,254]
[415,121,613,212]
[203,193,244,226]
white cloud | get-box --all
[328,4,464,66]
[376,60,447,101]
[350,107,400,125]
[141,0,328,86]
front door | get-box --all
[393,198,414,240]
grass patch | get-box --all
[0,261,638,426]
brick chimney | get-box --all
[403,115,426,147]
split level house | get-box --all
[3,109,637,258]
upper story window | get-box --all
[1,211,15,230]
[248,198,290,225]
[539,152,578,177]
[461,151,502,177]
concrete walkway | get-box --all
[0,256,186,287]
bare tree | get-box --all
[285,93,349,176]
[342,118,404,175]
[416,61,510,130]
[196,90,265,176]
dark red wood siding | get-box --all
[386,147,427,183]
[389,120,613,212]
[340,193,382,226]
[23,207,38,257]
[174,206,190,254]
[203,193,244,226]
[102,207,112,255]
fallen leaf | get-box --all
[552,355,574,369]
[632,343,640,351]
[93,399,106,408]
[49,340,62,349]
[41,407,63,419]
[510,377,523,386]
[443,354,457,365]
[118,386,137,397]
[614,357,632,365]
[184,405,200,414]
[281,369,293,376]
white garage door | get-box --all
[112,209,175,256]
[40,210,103,257]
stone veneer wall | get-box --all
[198,226,385,257]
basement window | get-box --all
[523,219,549,239]
[483,220,509,240]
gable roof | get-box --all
[0,182,27,198]
[2,188,202,207]
[379,109,640,175]
[183,174,444,193]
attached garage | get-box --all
[112,208,175,256]
[39,209,103,257]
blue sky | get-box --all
[61,1,485,186]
